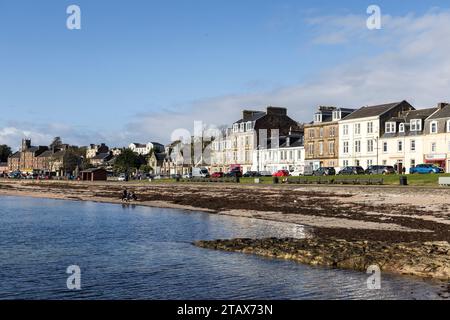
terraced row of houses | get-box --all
[209,100,450,174]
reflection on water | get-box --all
[0,195,444,300]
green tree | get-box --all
[0,145,12,162]
[113,148,144,174]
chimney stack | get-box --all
[266,106,287,116]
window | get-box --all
[355,160,360,166]
[398,141,403,152]
[410,140,416,152]
[354,140,361,153]
[367,122,373,134]
[383,142,388,153]
[233,124,239,132]
[367,139,374,152]
[430,121,438,134]
[447,120,450,133]
[385,122,396,133]
[410,119,421,132]
[245,121,252,131]
[431,142,437,153]
[343,141,349,154]
[309,129,314,138]
[314,113,322,123]
[399,123,405,133]
[329,127,336,137]
[329,141,335,155]
[319,142,324,155]
[343,160,349,167]
[333,110,341,121]
[382,160,387,165]
[319,128,324,138]
[240,123,245,132]
[354,123,361,135]
[367,160,373,167]
[308,143,314,156]
[410,159,416,168]
[343,125,349,136]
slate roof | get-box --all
[386,108,438,122]
[92,153,111,160]
[428,104,450,120]
[342,101,405,121]
[235,112,266,124]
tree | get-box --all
[0,145,12,162]
[113,148,145,174]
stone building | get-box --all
[8,139,48,173]
[304,106,355,170]
[210,107,303,173]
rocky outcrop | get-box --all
[195,238,450,280]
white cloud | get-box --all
[2,9,450,147]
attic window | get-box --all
[233,124,239,132]
[410,119,421,132]
[314,113,322,123]
[385,122,396,133]
[332,111,341,121]
[430,121,438,134]
[246,121,252,131]
[399,123,405,133]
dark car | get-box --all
[365,165,395,175]
[313,167,336,176]
[338,166,365,175]
[225,168,243,178]
[243,171,261,177]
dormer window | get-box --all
[447,120,450,133]
[240,123,245,132]
[332,111,341,121]
[399,123,405,133]
[314,113,322,123]
[245,121,252,131]
[233,124,239,133]
[430,121,438,134]
[385,122,396,133]
[410,119,421,132]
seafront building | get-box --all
[304,106,355,170]
[338,101,415,169]
[422,103,450,172]
[379,106,439,173]
[210,107,303,173]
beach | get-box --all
[1,179,449,284]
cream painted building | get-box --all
[379,107,438,173]
[422,103,450,173]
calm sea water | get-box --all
[0,195,445,300]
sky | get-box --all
[1,0,450,150]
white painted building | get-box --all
[379,107,438,173]
[252,135,305,174]
[338,101,414,169]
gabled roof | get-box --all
[37,150,54,158]
[342,101,405,121]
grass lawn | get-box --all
[114,173,450,187]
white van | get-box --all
[192,167,210,178]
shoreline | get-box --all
[1,180,449,282]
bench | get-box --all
[439,177,450,186]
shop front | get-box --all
[424,154,447,170]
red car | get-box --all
[272,170,290,177]
[211,172,224,178]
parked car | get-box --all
[183,173,192,179]
[8,171,21,179]
[273,170,290,177]
[410,164,444,174]
[365,165,395,175]
[117,173,127,181]
[303,165,314,176]
[192,167,210,178]
[243,171,260,177]
[225,168,242,178]
[338,166,365,175]
[211,172,224,178]
[313,167,336,176]
[258,171,273,177]
[171,174,182,179]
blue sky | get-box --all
[1,0,450,149]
